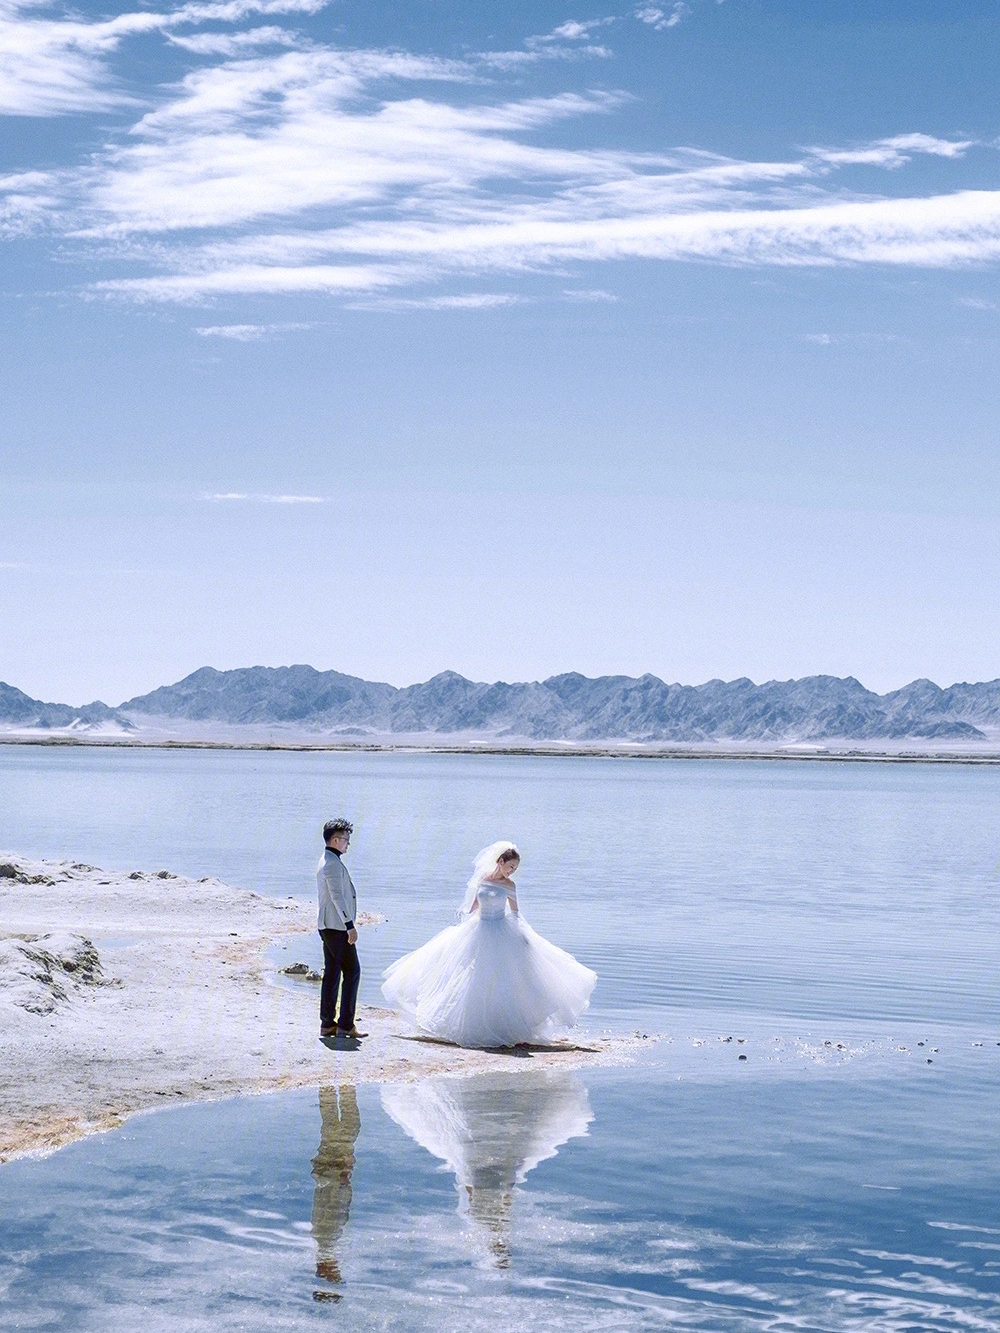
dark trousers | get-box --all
[319,928,360,1031]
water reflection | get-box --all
[310,1084,360,1299]
[381,1070,593,1268]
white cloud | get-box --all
[104,182,1000,302]
[167,25,301,54]
[98,262,403,301]
[804,333,832,344]
[562,287,618,301]
[0,168,60,234]
[536,18,615,42]
[204,491,325,501]
[347,292,523,311]
[0,0,325,116]
[194,320,313,336]
[634,4,689,30]
[4,13,1000,305]
[549,20,601,40]
[808,133,975,170]
[477,45,612,70]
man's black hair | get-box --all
[323,818,354,843]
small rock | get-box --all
[128,871,143,880]
[927,1058,933,1064]
[281,962,310,975]
[305,970,322,982]
[738,1054,747,1061]
[155,870,172,879]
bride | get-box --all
[381,841,597,1049]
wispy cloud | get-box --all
[0,0,326,116]
[562,287,619,301]
[634,4,689,30]
[346,292,523,311]
[0,169,58,234]
[807,133,975,169]
[195,320,313,337]
[546,19,614,40]
[167,25,301,55]
[204,491,326,502]
[3,6,1000,306]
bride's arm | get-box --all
[507,892,519,914]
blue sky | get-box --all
[4,0,1000,704]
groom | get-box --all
[317,818,367,1040]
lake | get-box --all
[1,745,998,1330]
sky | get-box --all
[4,0,1000,704]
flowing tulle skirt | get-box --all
[381,912,597,1049]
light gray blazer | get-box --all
[316,848,357,931]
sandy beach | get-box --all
[0,854,650,1164]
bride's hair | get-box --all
[459,840,519,914]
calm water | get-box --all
[1,746,998,1330]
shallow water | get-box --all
[1,1057,998,1331]
[1,747,998,1329]
[3,746,999,1026]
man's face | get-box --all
[328,830,351,854]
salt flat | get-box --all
[0,855,647,1163]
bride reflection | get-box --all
[381,1070,593,1268]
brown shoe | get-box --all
[319,1025,338,1037]
[336,1027,368,1039]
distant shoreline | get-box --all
[3,735,1000,764]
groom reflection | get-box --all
[311,1084,360,1298]
[381,1070,592,1268]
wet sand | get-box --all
[0,855,651,1163]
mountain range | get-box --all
[3,665,1000,743]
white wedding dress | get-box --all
[381,883,597,1049]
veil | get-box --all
[458,840,519,915]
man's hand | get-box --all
[347,927,358,945]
